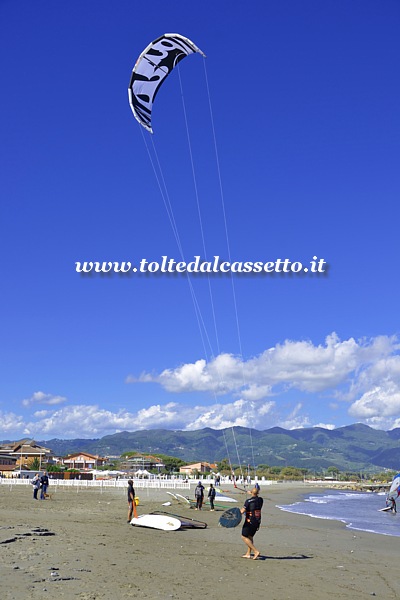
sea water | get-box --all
[277,490,399,537]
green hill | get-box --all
[35,424,400,472]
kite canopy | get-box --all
[128,33,206,133]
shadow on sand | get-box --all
[256,554,313,561]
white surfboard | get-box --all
[378,506,393,512]
[166,491,179,501]
[130,514,181,531]
[175,493,191,504]
[215,493,237,503]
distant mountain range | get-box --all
[30,423,400,472]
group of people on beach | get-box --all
[31,471,49,500]
[193,481,217,510]
[127,479,264,559]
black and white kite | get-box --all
[128,33,205,133]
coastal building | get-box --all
[0,453,18,475]
[179,462,217,476]
[0,439,53,470]
[62,452,107,470]
[119,454,164,472]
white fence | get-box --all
[0,477,191,491]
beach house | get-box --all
[61,452,107,470]
[0,439,53,471]
[179,462,217,476]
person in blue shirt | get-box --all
[40,471,49,500]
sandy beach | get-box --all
[1,482,399,600]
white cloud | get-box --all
[127,333,400,428]
[130,354,245,395]
[0,410,25,433]
[23,405,140,439]
[346,354,400,429]
[17,397,276,438]
[350,386,399,419]
[22,391,67,407]
[2,333,400,439]
[241,384,273,401]
[184,398,275,430]
[130,333,397,397]
[33,410,52,418]
[277,403,311,430]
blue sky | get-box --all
[1,0,400,441]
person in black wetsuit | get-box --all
[208,483,216,511]
[387,496,397,513]
[127,479,136,523]
[240,487,263,559]
[194,481,205,510]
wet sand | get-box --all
[1,482,399,599]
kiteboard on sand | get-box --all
[218,507,242,528]
[130,514,181,531]
[153,511,207,529]
[166,491,191,505]
[215,493,238,503]
[166,492,180,502]
[175,493,192,504]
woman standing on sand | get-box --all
[31,473,41,500]
[240,487,263,559]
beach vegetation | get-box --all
[216,458,231,474]
[327,466,340,477]
[28,457,41,471]
[278,467,305,480]
[152,454,186,473]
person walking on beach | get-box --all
[194,481,205,510]
[127,479,136,523]
[31,473,41,500]
[240,487,263,560]
[208,483,216,511]
[40,471,49,500]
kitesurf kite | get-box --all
[127,35,254,479]
[128,33,206,133]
